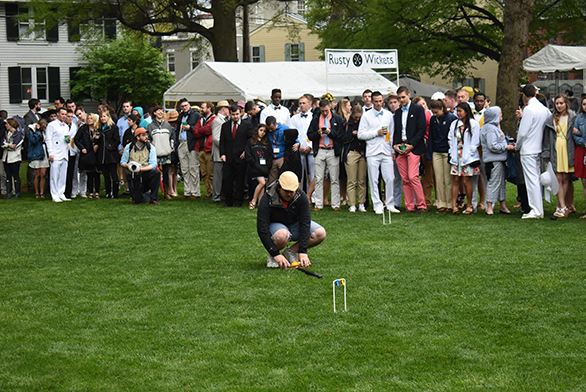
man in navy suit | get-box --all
[393,86,427,213]
[220,104,253,207]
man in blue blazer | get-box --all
[393,86,427,213]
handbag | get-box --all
[505,150,519,185]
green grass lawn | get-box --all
[1,183,585,391]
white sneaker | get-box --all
[375,207,384,215]
[282,247,298,264]
[358,204,367,213]
[266,255,279,268]
[522,210,544,219]
[53,199,62,203]
[70,194,77,199]
[349,205,356,213]
[388,206,401,213]
[79,193,88,199]
[60,195,71,201]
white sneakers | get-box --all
[266,255,279,268]
[522,210,544,219]
[358,204,366,213]
[388,206,401,213]
[267,247,299,268]
[60,195,71,202]
[282,247,298,264]
[375,207,384,215]
[349,206,356,213]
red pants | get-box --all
[395,152,426,211]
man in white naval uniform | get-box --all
[515,84,550,219]
[45,107,71,202]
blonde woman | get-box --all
[96,111,120,198]
[74,113,101,198]
[28,119,50,198]
[543,94,577,218]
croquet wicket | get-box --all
[333,278,347,312]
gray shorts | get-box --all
[269,221,323,242]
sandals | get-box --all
[580,212,586,219]
[249,201,256,210]
[553,207,568,218]
[40,194,45,199]
[452,207,460,215]
[35,194,40,199]
[463,206,474,215]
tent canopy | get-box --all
[164,61,398,103]
[523,45,586,73]
[398,77,448,99]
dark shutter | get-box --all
[8,67,22,103]
[104,19,116,40]
[69,67,86,101]
[5,3,20,41]
[68,22,80,42]
[48,67,61,101]
[46,22,59,42]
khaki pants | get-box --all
[268,157,284,185]
[178,141,200,196]
[422,154,435,206]
[199,151,213,197]
[344,150,367,206]
[432,152,453,209]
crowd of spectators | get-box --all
[2,86,585,219]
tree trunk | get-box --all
[496,0,536,136]
[210,0,238,61]
[242,4,250,62]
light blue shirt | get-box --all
[120,142,157,169]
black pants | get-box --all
[4,161,21,195]
[127,169,160,203]
[65,153,76,198]
[99,163,119,198]
[86,172,101,194]
[222,161,247,206]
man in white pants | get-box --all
[358,91,400,214]
[45,107,71,202]
[515,84,550,219]
[289,94,314,193]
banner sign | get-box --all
[326,50,398,70]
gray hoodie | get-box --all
[480,106,507,163]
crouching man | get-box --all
[120,127,161,205]
[257,171,327,268]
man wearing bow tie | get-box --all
[45,107,71,202]
[289,94,314,193]
[473,92,486,125]
[260,88,290,125]
[358,91,399,214]
[393,86,427,213]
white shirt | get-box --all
[401,103,410,141]
[45,119,70,161]
[260,103,290,125]
[289,110,313,150]
[357,108,394,157]
[516,97,550,155]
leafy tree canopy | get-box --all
[27,0,261,61]
[305,0,586,80]
[71,33,175,111]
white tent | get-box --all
[523,45,586,94]
[398,77,448,99]
[164,61,398,104]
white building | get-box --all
[0,0,116,116]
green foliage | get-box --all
[306,0,586,80]
[71,33,175,107]
[1,182,586,390]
